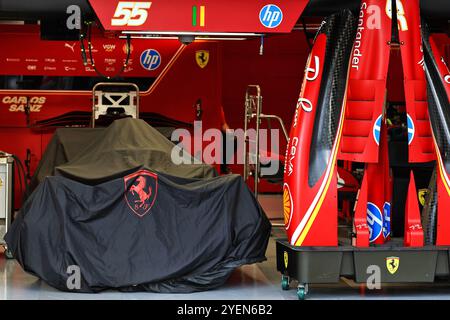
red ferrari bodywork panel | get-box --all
[398,0,434,163]
[338,0,391,163]
[426,36,450,246]
[283,34,335,246]
[284,10,356,246]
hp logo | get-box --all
[140,49,161,71]
[259,4,283,28]
[373,114,382,145]
[406,114,415,145]
[383,202,391,239]
[367,202,383,243]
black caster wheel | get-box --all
[281,275,290,290]
[297,284,308,300]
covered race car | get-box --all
[26,118,216,197]
[5,118,271,293]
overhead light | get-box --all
[0,20,25,25]
[119,35,247,41]
[122,31,262,37]
[119,35,179,40]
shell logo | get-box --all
[283,183,293,228]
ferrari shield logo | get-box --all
[284,251,288,269]
[386,256,400,274]
[418,189,428,206]
[195,50,209,68]
[124,170,158,217]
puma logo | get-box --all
[65,43,76,52]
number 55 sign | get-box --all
[111,2,152,26]
[89,0,308,33]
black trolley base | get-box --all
[276,238,450,299]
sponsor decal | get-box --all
[44,66,57,71]
[6,58,20,62]
[306,56,320,81]
[123,43,134,54]
[418,189,428,206]
[2,96,46,113]
[418,46,424,69]
[65,42,76,52]
[373,114,382,145]
[124,170,158,217]
[104,58,117,65]
[25,59,38,62]
[386,0,408,31]
[386,256,400,274]
[417,57,424,69]
[283,183,293,228]
[352,2,367,71]
[64,66,76,72]
[367,202,383,242]
[445,74,450,84]
[286,137,298,177]
[103,44,116,52]
[111,2,152,26]
[382,202,391,239]
[284,251,288,269]
[259,4,283,28]
[406,114,415,145]
[352,2,382,70]
[140,49,161,71]
[297,97,313,113]
[45,58,56,63]
[195,50,209,68]
[192,5,206,27]
[26,65,37,71]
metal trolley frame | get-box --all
[243,85,288,198]
[92,82,140,128]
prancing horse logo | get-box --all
[195,50,209,68]
[386,256,400,274]
[124,170,158,217]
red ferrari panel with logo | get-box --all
[88,0,308,33]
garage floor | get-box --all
[1,194,450,300]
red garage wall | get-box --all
[221,31,309,134]
[1,25,448,205]
[220,31,310,192]
[0,25,223,207]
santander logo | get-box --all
[351,2,383,71]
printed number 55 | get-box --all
[111,2,152,26]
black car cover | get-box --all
[7,119,270,293]
[27,119,217,197]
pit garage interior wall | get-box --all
[0,25,448,207]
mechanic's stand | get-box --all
[243,85,289,226]
[91,82,140,127]
[0,154,13,258]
